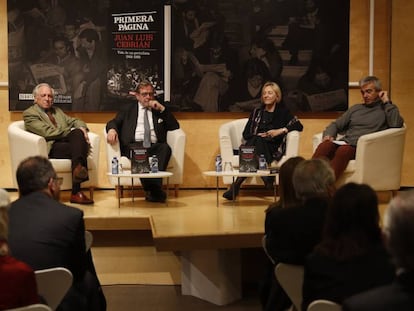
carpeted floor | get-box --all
[102,284,262,311]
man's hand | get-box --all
[149,100,165,112]
[322,135,334,142]
[79,127,90,143]
[107,128,118,145]
[379,91,390,103]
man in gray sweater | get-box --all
[312,75,404,179]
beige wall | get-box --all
[0,0,412,189]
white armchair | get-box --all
[219,118,301,185]
[7,121,100,198]
[104,127,186,197]
[313,125,407,192]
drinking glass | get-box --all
[224,161,233,172]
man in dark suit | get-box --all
[342,190,414,311]
[263,158,335,311]
[8,156,106,311]
[106,80,180,202]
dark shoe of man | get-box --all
[73,164,89,183]
[70,191,94,204]
[145,190,166,203]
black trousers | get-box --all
[48,129,90,192]
[136,142,172,193]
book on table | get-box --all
[130,146,150,173]
[239,145,258,172]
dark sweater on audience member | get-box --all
[302,244,395,310]
[265,197,329,264]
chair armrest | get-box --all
[285,130,300,158]
[312,132,323,152]
[87,131,100,170]
[167,128,186,176]
[8,122,49,187]
[103,127,122,173]
[353,126,406,189]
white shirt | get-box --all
[135,103,157,143]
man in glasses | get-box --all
[106,80,180,202]
[23,83,93,204]
[312,75,404,180]
[8,156,106,311]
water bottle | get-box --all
[259,154,267,170]
[151,155,159,173]
[215,154,222,172]
[111,157,119,174]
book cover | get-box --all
[130,147,150,173]
[239,145,258,172]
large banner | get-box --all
[170,0,350,113]
[7,0,164,111]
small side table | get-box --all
[107,171,173,208]
[203,170,279,207]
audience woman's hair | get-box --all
[266,156,305,211]
[314,182,382,261]
[292,158,335,201]
[16,156,56,196]
[383,190,414,271]
[0,189,11,255]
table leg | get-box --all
[131,177,134,202]
[232,176,235,205]
[166,177,169,206]
[216,176,219,207]
[273,179,277,202]
[117,176,121,208]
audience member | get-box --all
[343,190,414,311]
[312,75,404,180]
[302,183,395,310]
[106,80,180,203]
[8,156,106,311]
[0,188,39,310]
[266,158,335,264]
[223,81,303,200]
[23,83,93,204]
[261,156,305,311]
[264,158,335,311]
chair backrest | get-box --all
[307,299,342,311]
[275,263,304,311]
[35,267,73,311]
[85,230,93,251]
[6,304,53,311]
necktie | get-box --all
[46,109,57,127]
[143,108,151,148]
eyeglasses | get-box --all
[139,92,154,97]
[53,177,63,186]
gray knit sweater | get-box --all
[323,100,404,146]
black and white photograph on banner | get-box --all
[7,0,164,112]
[170,0,350,112]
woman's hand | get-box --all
[258,128,287,138]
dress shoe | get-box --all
[73,164,89,183]
[70,191,94,204]
[145,190,166,203]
